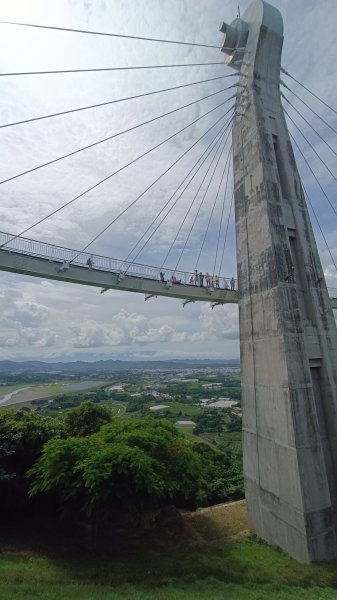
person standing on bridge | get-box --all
[230,277,235,291]
[199,272,204,287]
[87,256,94,270]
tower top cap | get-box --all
[220,0,283,70]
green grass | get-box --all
[109,402,126,417]
[161,402,202,417]
[221,431,242,441]
[197,430,242,447]
[2,540,337,600]
[2,503,337,599]
[175,424,196,434]
[1,580,337,599]
[2,500,337,599]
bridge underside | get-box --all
[0,248,336,310]
[0,248,239,305]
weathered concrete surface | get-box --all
[223,0,337,562]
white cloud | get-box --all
[70,310,205,348]
[200,303,239,340]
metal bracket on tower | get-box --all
[210,301,224,309]
[219,17,249,70]
[58,260,70,272]
[182,299,196,308]
[116,272,125,284]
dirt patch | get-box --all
[184,500,252,543]
[2,390,53,406]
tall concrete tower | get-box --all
[221,0,337,562]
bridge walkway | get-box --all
[0,231,336,309]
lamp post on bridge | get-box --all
[221,0,337,562]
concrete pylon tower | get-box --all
[221,0,337,562]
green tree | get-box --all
[193,442,244,505]
[227,412,242,431]
[125,396,152,413]
[29,418,204,518]
[194,410,224,435]
[0,408,64,515]
[0,418,20,480]
[64,400,112,436]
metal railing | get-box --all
[0,231,237,291]
[1,231,337,299]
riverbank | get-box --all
[0,380,106,407]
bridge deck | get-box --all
[0,231,336,309]
[0,231,238,305]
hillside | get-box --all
[0,358,239,374]
[2,501,337,599]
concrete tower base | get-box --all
[221,0,337,562]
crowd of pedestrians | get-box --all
[189,270,236,290]
[83,257,236,292]
[159,270,236,290]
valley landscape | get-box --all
[1,360,337,599]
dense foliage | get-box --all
[64,400,113,436]
[194,442,243,505]
[29,419,203,516]
[125,396,153,413]
[0,408,64,514]
[194,410,224,434]
[0,397,244,525]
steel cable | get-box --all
[281,68,337,118]
[123,115,234,271]
[0,20,224,49]
[300,179,337,274]
[170,126,233,274]
[68,108,235,263]
[0,76,237,129]
[213,153,232,276]
[0,98,234,250]
[281,81,337,137]
[0,85,237,186]
[284,108,337,185]
[282,95,337,159]
[0,62,231,77]
[288,131,337,218]
[218,190,234,276]
[194,146,232,273]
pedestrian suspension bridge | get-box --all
[1,10,337,310]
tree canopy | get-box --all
[29,418,204,516]
[64,400,113,436]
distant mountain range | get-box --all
[0,359,239,374]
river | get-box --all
[0,387,31,406]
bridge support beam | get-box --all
[223,0,337,562]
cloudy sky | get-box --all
[0,0,337,362]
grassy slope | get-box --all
[158,402,202,417]
[2,502,337,599]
